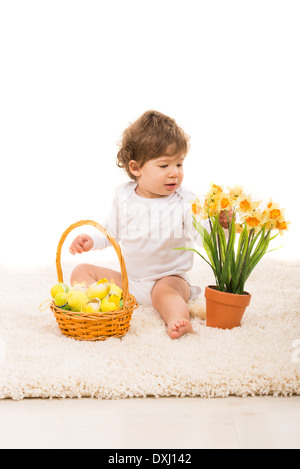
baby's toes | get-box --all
[176,320,185,329]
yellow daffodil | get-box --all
[207,184,224,203]
[211,183,224,194]
[264,201,285,220]
[204,197,219,218]
[245,214,264,229]
[220,196,231,210]
[235,223,244,234]
[203,184,226,218]
[246,216,261,227]
[238,194,261,214]
[228,185,244,201]
[276,219,290,236]
[191,197,202,216]
[240,210,266,232]
[261,200,290,234]
[239,198,251,212]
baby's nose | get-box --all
[169,167,179,177]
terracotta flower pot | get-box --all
[205,286,251,330]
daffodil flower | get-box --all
[178,183,291,295]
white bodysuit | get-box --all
[91,182,205,305]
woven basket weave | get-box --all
[50,220,138,341]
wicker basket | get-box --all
[50,220,138,341]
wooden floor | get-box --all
[0,395,299,449]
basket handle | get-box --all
[55,220,129,301]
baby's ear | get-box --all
[128,160,141,178]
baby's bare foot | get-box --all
[168,319,194,340]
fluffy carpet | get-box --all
[0,256,299,400]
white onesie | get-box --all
[91,182,205,305]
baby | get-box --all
[69,110,232,339]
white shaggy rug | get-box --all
[0,256,299,400]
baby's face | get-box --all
[132,152,185,198]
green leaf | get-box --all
[218,217,236,292]
[192,217,220,276]
[246,229,272,280]
[217,222,227,265]
[177,209,279,295]
[174,247,214,270]
[233,223,249,292]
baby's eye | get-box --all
[160,165,168,168]
[177,164,183,167]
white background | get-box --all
[0,0,299,268]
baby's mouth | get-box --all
[165,183,177,190]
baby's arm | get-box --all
[69,234,94,255]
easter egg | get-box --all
[109,283,123,298]
[100,296,119,312]
[70,282,87,294]
[54,292,68,308]
[67,290,89,312]
[61,283,70,293]
[83,298,101,314]
[108,293,121,307]
[51,283,68,299]
[87,281,111,300]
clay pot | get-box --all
[205,286,251,330]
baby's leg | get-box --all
[70,263,122,288]
[151,276,194,339]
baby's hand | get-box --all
[69,234,94,255]
[219,209,235,229]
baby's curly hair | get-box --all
[116,110,190,181]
